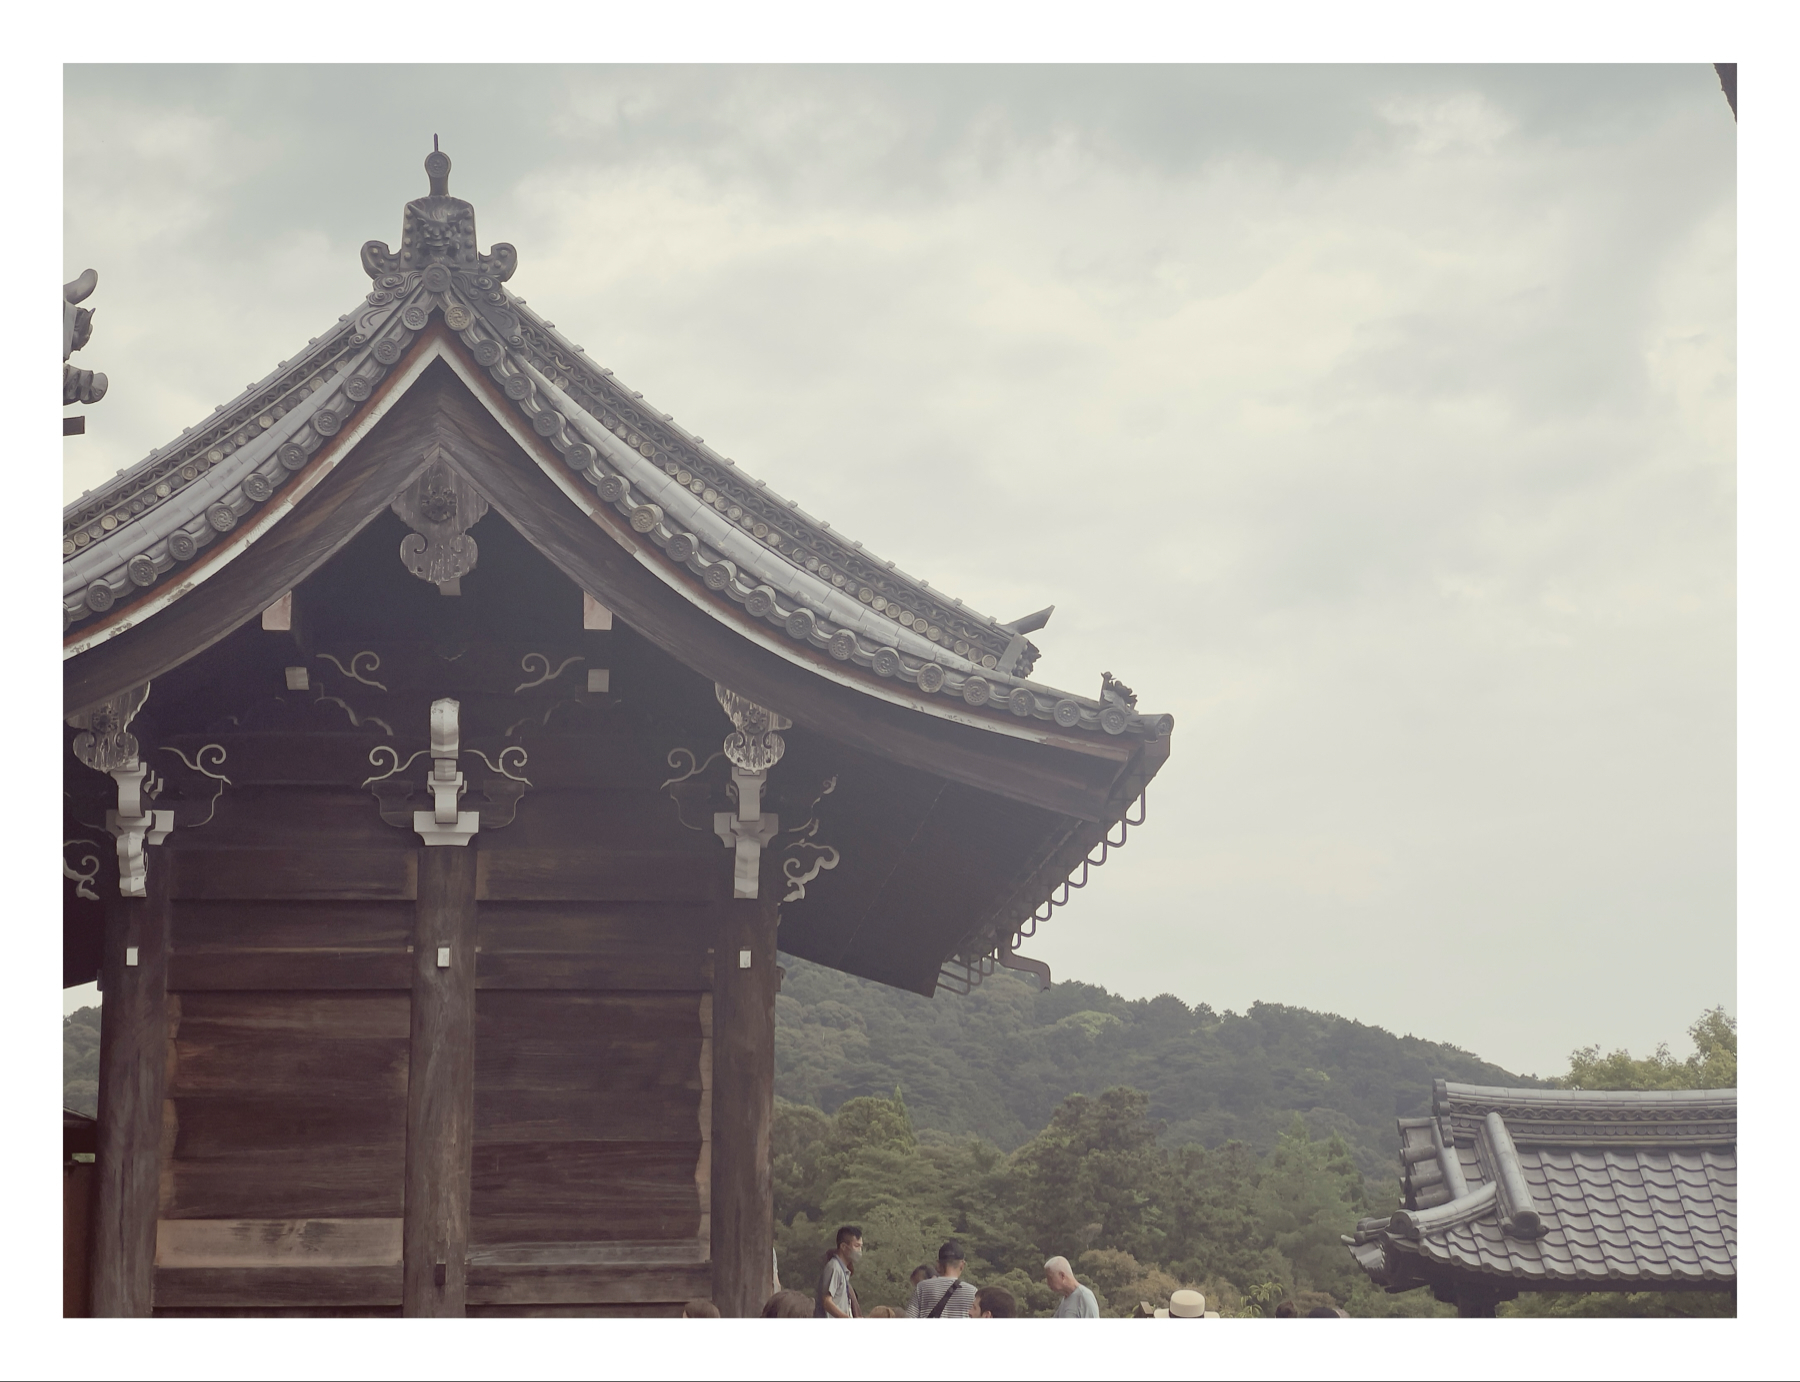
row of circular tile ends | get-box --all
[66,305,413,622]
[70,285,1167,742]
[451,310,1170,738]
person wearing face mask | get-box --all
[815,1225,864,1318]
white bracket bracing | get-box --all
[414,697,479,846]
[69,682,170,897]
[714,766,780,900]
[105,763,173,898]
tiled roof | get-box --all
[1346,1080,1736,1292]
[62,151,1172,748]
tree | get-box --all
[1164,1139,1265,1287]
[1012,1088,1171,1266]
[1249,1115,1363,1300]
[1562,1007,1736,1091]
[1076,1247,1187,1318]
[63,1005,102,1117]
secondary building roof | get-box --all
[1346,1079,1736,1307]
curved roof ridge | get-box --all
[1440,1082,1737,1107]
[62,150,1173,747]
[1390,1180,1498,1239]
[62,303,366,547]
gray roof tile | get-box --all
[1357,1083,1735,1290]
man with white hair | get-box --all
[1044,1256,1099,1318]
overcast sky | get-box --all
[62,64,1736,1076]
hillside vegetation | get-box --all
[775,955,1534,1192]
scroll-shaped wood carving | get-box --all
[391,451,489,590]
[68,682,151,773]
[715,685,791,774]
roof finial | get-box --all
[425,138,451,198]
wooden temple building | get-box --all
[1345,1080,1737,1315]
[61,150,1173,1317]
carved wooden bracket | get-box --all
[715,684,790,774]
[712,685,791,898]
[365,700,530,843]
[392,452,489,592]
[415,698,477,845]
[714,793,779,900]
[105,764,173,897]
[68,682,151,774]
[69,682,172,895]
[371,775,527,834]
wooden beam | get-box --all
[708,885,779,1317]
[402,846,477,1316]
[91,866,171,1316]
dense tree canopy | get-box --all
[63,1006,101,1117]
[1561,1007,1736,1092]
[772,1087,1451,1317]
[775,955,1533,1196]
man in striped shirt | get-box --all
[903,1240,976,1318]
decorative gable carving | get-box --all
[391,454,489,590]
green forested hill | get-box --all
[775,955,1538,1192]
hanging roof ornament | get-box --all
[63,268,108,409]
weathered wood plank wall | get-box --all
[463,888,717,1314]
[132,832,741,1317]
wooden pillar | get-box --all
[403,845,478,1316]
[90,865,170,1317]
[710,887,780,1317]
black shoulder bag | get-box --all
[926,1278,966,1318]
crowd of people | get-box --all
[679,1226,1256,1319]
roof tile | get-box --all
[1358,1083,1735,1293]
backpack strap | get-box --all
[926,1278,965,1319]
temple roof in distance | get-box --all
[62,149,1171,750]
[1346,1080,1736,1294]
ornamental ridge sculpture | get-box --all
[360,138,517,284]
[64,269,108,436]
[63,269,107,406]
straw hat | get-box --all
[1154,1289,1207,1318]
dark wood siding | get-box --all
[465,902,713,1308]
[155,887,413,1312]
